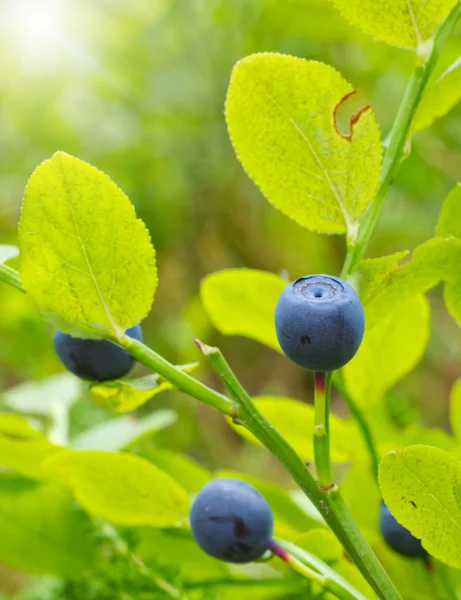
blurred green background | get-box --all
[1,3,461,590]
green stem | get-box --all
[313,372,333,489]
[332,372,380,481]
[268,539,366,600]
[341,1,461,278]
[120,336,235,416]
[195,340,402,600]
[276,539,369,600]
[0,263,24,292]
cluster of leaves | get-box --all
[3,1,461,600]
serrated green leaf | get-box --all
[2,373,82,416]
[145,449,211,494]
[344,295,430,408]
[44,450,189,527]
[0,245,19,263]
[379,445,461,568]
[19,152,156,338]
[231,396,365,463]
[450,379,461,441]
[72,410,177,451]
[216,470,318,539]
[226,53,382,234]
[90,363,198,413]
[413,59,461,133]
[332,0,456,48]
[201,269,285,350]
[0,474,97,576]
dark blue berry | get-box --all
[190,478,273,563]
[379,502,427,558]
[274,274,364,372]
[53,325,143,382]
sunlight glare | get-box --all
[6,0,69,71]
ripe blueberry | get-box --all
[274,274,364,372]
[379,502,427,559]
[53,325,143,382]
[190,478,273,563]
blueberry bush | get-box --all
[2,1,461,599]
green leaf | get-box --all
[0,413,42,438]
[343,295,430,408]
[450,378,461,441]
[90,363,198,413]
[72,410,177,451]
[436,184,461,238]
[2,373,82,416]
[0,245,19,263]
[18,152,157,339]
[0,430,64,479]
[216,470,319,539]
[44,450,189,527]
[0,474,97,576]
[332,0,456,48]
[379,445,461,568]
[413,59,461,133]
[201,269,285,350]
[226,53,382,235]
[231,396,365,463]
[354,237,460,329]
[144,449,211,494]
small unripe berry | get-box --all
[53,324,142,382]
[379,502,427,559]
[274,274,364,372]
[190,478,273,563]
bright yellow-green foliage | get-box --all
[0,414,64,479]
[91,365,197,413]
[355,237,461,328]
[414,59,461,132]
[379,445,461,568]
[19,152,157,339]
[0,476,97,576]
[45,450,189,527]
[147,449,211,494]
[344,295,430,408]
[201,268,285,350]
[231,396,366,462]
[332,0,456,48]
[226,53,382,235]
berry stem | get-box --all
[267,539,368,600]
[120,336,235,416]
[313,371,333,489]
[340,0,461,278]
[194,340,402,600]
[332,372,380,481]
